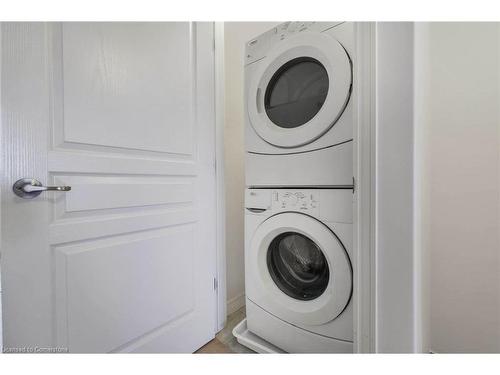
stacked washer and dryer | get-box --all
[233,22,356,353]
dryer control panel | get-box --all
[245,21,343,65]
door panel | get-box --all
[53,176,193,213]
[61,23,194,155]
[1,22,217,353]
[55,225,195,353]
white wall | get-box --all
[415,23,500,353]
[223,22,278,315]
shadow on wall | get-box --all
[223,22,279,315]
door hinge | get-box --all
[214,277,218,290]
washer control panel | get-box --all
[246,188,353,223]
[272,190,320,216]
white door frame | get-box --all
[352,22,377,353]
[353,22,418,353]
[374,22,417,353]
[214,22,227,332]
[0,24,3,349]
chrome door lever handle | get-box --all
[13,178,71,199]
[22,184,71,192]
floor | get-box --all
[196,306,255,354]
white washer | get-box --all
[245,22,355,187]
[244,188,353,353]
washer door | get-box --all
[247,32,352,148]
[249,212,352,326]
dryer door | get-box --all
[247,32,352,148]
[248,212,352,326]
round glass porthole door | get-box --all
[267,231,330,301]
[264,57,329,129]
[247,33,352,148]
[250,212,352,325]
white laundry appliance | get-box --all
[242,188,353,353]
[245,22,355,187]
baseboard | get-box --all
[226,293,245,315]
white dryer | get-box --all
[245,22,355,187]
[244,188,353,353]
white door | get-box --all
[1,22,218,353]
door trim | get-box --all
[352,22,376,353]
[0,25,3,349]
[214,22,227,332]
